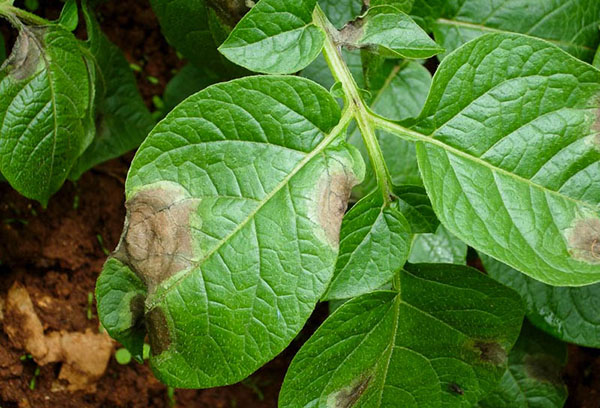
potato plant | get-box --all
[2,0,599,406]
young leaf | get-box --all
[219,0,325,74]
[427,0,600,62]
[96,76,365,388]
[413,33,600,285]
[0,25,94,205]
[341,6,443,60]
[280,264,524,408]
[352,61,431,197]
[479,321,568,408]
[409,225,467,264]
[70,3,155,179]
[482,254,600,348]
[323,188,412,300]
[57,0,78,32]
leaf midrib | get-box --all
[146,107,354,310]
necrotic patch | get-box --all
[146,307,171,356]
[567,217,600,264]
[317,173,357,247]
[473,341,507,366]
[114,185,199,291]
[328,375,372,408]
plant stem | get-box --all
[313,6,394,203]
[0,4,50,26]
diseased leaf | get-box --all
[341,6,443,60]
[479,321,568,408]
[70,3,155,179]
[280,264,524,408]
[428,0,600,62]
[413,33,600,285]
[409,224,467,264]
[323,188,412,300]
[482,254,600,348]
[219,0,325,74]
[0,25,94,205]
[96,76,365,387]
[352,61,431,197]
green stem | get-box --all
[0,4,50,26]
[314,6,394,202]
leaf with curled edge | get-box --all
[0,25,94,205]
[411,33,600,285]
[280,264,524,408]
[219,0,325,74]
[479,321,568,408]
[70,1,155,180]
[96,75,365,388]
[481,253,600,348]
[339,6,443,60]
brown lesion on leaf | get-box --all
[146,307,172,356]
[524,355,563,386]
[473,341,507,366]
[317,172,358,247]
[1,26,45,80]
[113,186,199,291]
[331,375,372,408]
[205,0,250,27]
[567,217,600,264]
[337,17,366,49]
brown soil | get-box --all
[0,1,598,407]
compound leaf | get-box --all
[323,188,412,300]
[280,264,524,408]
[70,3,155,179]
[0,25,94,205]
[482,254,600,348]
[96,75,365,388]
[479,321,568,408]
[219,0,325,74]
[414,33,600,285]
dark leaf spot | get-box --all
[1,26,45,80]
[318,173,356,247]
[146,307,171,356]
[448,382,464,395]
[335,375,372,408]
[114,186,199,291]
[474,341,507,365]
[567,217,600,264]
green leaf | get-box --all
[594,44,600,69]
[429,0,600,62]
[342,6,443,60]
[97,76,365,387]
[352,61,431,197]
[162,64,220,114]
[319,0,362,29]
[394,185,437,233]
[479,321,568,408]
[58,0,78,31]
[219,0,325,74]
[0,26,94,205]
[323,188,412,300]
[413,33,600,285]
[482,253,600,348]
[409,225,467,264]
[150,0,237,74]
[372,0,414,13]
[280,264,524,408]
[70,3,155,179]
